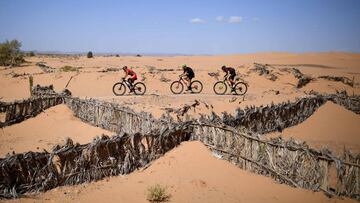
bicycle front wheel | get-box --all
[190,80,203,94]
[170,81,184,94]
[112,82,126,96]
[213,81,227,95]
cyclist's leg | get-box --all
[131,75,138,84]
[225,76,231,87]
[183,76,190,90]
[188,78,192,90]
[128,76,136,92]
[127,78,132,85]
[229,75,235,88]
[188,74,195,90]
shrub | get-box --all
[115,54,119,57]
[87,51,93,58]
[28,51,35,57]
[146,184,171,203]
[0,39,24,66]
[60,65,80,72]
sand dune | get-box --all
[0,104,114,157]
[267,101,360,154]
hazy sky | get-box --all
[1,0,360,54]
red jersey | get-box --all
[127,69,136,76]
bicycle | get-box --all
[112,78,146,96]
[213,78,248,95]
[170,76,203,94]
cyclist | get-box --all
[179,64,195,91]
[221,65,236,90]
[122,66,137,92]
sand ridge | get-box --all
[267,101,360,154]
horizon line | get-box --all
[23,50,360,57]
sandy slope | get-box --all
[0,104,114,157]
[6,141,355,203]
[267,101,360,154]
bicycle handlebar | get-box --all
[178,75,185,81]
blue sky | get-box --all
[0,0,360,54]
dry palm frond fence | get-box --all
[31,84,62,97]
[63,97,160,135]
[0,85,69,127]
[0,96,63,127]
[0,123,192,198]
[191,123,360,200]
[0,91,359,200]
[257,63,356,88]
[329,93,360,114]
[219,93,360,134]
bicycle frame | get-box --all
[172,76,183,88]
[223,78,232,88]
[122,79,133,89]
[178,75,191,86]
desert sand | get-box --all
[1,53,359,103]
[1,52,360,202]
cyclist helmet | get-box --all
[182,64,187,69]
[221,65,227,71]
[122,66,128,70]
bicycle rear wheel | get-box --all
[134,82,146,95]
[112,82,126,96]
[233,82,248,95]
[170,81,184,94]
[213,81,227,95]
[190,80,203,94]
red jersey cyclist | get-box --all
[122,66,137,92]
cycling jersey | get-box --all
[183,67,195,79]
[224,67,236,81]
[126,69,137,81]
[226,67,236,76]
[127,69,136,76]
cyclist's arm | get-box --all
[123,71,128,79]
[224,72,229,79]
[179,72,187,77]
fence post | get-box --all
[320,159,329,192]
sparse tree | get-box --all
[0,39,24,67]
[87,51,93,58]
